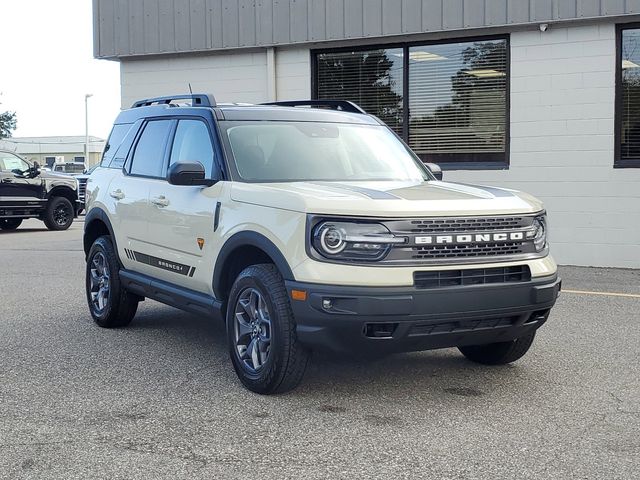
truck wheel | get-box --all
[0,218,23,230]
[226,264,310,394]
[44,196,74,230]
[86,236,139,328]
[458,331,536,365]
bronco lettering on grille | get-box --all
[415,231,525,245]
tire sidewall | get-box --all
[86,237,117,326]
[46,197,74,230]
[226,269,285,391]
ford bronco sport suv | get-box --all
[0,150,81,231]
[83,94,560,394]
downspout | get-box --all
[266,47,277,102]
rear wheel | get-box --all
[44,196,74,230]
[458,331,536,365]
[226,264,309,394]
[0,218,23,230]
[86,236,139,328]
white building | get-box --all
[93,0,640,268]
[0,136,106,168]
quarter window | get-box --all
[617,26,640,168]
[129,120,173,178]
[314,37,509,168]
[169,120,215,177]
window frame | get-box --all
[311,34,510,170]
[167,117,218,179]
[126,118,176,180]
[615,23,640,168]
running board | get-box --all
[119,269,225,321]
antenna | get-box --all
[188,83,193,96]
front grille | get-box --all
[414,265,531,289]
[379,214,541,265]
[409,316,518,336]
[78,178,88,203]
[412,242,524,260]
[405,216,525,233]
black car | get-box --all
[0,150,82,231]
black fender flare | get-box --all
[213,231,295,298]
[83,208,118,257]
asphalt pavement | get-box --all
[0,219,638,479]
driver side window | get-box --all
[0,152,29,172]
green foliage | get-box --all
[0,111,17,139]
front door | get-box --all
[146,118,223,295]
[0,152,43,200]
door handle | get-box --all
[151,195,169,207]
[109,189,125,200]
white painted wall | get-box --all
[449,24,640,269]
[118,22,640,268]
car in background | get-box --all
[75,165,98,212]
[0,150,82,231]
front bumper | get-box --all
[286,275,561,355]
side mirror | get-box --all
[167,161,217,186]
[425,162,443,181]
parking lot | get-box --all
[0,219,638,479]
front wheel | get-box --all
[0,218,23,230]
[226,264,310,394]
[43,196,74,230]
[458,331,536,365]
[86,236,139,328]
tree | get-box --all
[317,50,403,134]
[0,111,17,139]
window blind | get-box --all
[620,28,640,166]
[408,40,507,160]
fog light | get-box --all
[322,299,333,310]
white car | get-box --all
[83,94,561,394]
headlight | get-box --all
[526,215,547,252]
[312,221,406,261]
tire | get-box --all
[458,330,536,365]
[0,218,23,230]
[86,236,139,328]
[226,264,310,394]
[43,196,74,230]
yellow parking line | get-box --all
[562,289,640,299]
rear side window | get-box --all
[169,119,215,177]
[129,120,173,178]
[101,124,131,167]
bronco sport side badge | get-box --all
[197,238,205,250]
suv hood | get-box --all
[230,180,544,217]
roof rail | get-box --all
[261,100,367,115]
[131,94,216,108]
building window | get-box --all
[315,48,404,137]
[617,26,640,168]
[314,37,509,168]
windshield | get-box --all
[224,121,431,182]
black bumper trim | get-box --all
[285,275,561,354]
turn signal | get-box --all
[291,289,307,301]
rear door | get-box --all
[146,116,224,294]
[109,119,174,276]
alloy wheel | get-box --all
[89,252,110,313]
[53,203,71,226]
[233,287,272,372]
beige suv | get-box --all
[83,95,561,394]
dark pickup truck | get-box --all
[0,150,81,231]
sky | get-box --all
[1,0,121,140]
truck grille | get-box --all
[412,242,524,260]
[379,214,542,265]
[78,178,88,203]
[408,217,525,233]
[414,265,531,289]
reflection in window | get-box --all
[316,48,404,136]
[409,40,507,163]
[620,28,640,165]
